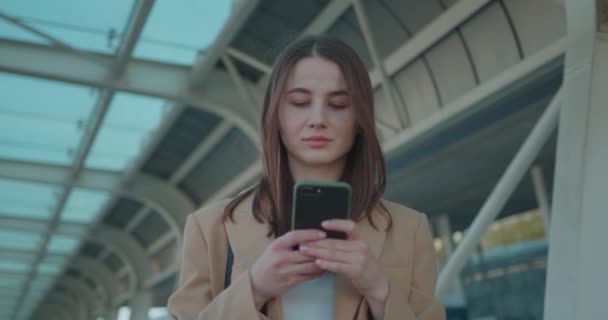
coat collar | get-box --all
[224,194,388,319]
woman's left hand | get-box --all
[298,219,390,303]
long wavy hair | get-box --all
[223,35,391,237]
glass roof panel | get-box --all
[0,73,96,166]
[134,1,231,65]
[47,234,79,255]
[42,254,67,266]
[0,260,30,273]
[37,261,63,276]
[0,0,134,54]
[0,229,41,251]
[85,92,170,171]
[0,293,19,301]
[29,278,53,291]
[61,188,110,223]
[0,19,49,44]
[0,178,60,219]
[0,276,26,288]
[0,299,17,308]
[0,290,20,297]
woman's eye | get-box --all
[291,101,309,107]
[329,104,348,109]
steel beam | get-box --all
[0,159,194,233]
[436,89,562,296]
[0,216,86,237]
[353,0,409,128]
[530,165,551,236]
[0,158,121,190]
[88,239,137,299]
[300,0,352,36]
[190,0,261,87]
[207,158,262,202]
[222,54,261,123]
[113,0,156,74]
[144,264,179,289]
[36,303,73,320]
[91,224,154,289]
[368,0,492,87]
[382,38,565,156]
[146,231,175,256]
[169,120,233,185]
[44,293,79,320]
[226,47,272,74]
[0,11,73,51]
[0,39,260,143]
[72,257,121,308]
[58,275,99,319]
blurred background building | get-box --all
[0,0,606,319]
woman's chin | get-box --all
[298,155,344,168]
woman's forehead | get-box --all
[285,57,347,91]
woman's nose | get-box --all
[307,103,327,128]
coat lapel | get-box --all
[223,195,283,318]
[334,203,388,319]
[223,194,272,271]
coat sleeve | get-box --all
[167,214,269,320]
[381,214,446,320]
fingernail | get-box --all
[319,231,326,238]
[322,221,329,227]
[299,245,309,251]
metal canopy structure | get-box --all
[2,0,595,319]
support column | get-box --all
[544,1,608,319]
[130,291,152,320]
[436,214,467,307]
[103,307,119,320]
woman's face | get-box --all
[278,57,358,170]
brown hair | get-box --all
[223,35,391,236]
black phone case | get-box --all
[291,181,352,240]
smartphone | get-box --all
[291,181,352,240]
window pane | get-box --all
[61,188,110,223]
[0,73,95,166]
[0,178,60,219]
[47,234,79,255]
[0,260,30,273]
[85,93,170,171]
[134,1,231,64]
[0,229,41,251]
[1,0,134,54]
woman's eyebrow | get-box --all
[328,90,349,96]
[287,88,310,94]
[286,88,349,96]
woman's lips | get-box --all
[303,136,331,148]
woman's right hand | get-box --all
[249,229,327,306]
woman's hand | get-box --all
[249,229,327,307]
[299,220,390,315]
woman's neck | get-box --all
[288,157,345,182]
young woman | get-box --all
[167,36,445,320]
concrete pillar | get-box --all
[103,307,119,320]
[544,1,608,319]
[436,214,467,307]
[130,291,152,320]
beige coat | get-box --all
[167,194,446,319]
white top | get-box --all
[281,273,336,320]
